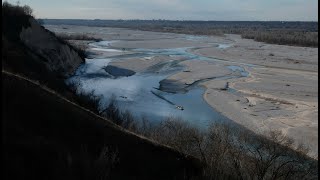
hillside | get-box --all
[2,3,206,180]
[2,2,84,94]
[2,71,204,179]
[2,2,99,113]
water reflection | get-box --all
[67,39,244,129]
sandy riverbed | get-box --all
[46,25,318,158]
[194,35,318,157]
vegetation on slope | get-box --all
[2,2,96,113]
[2,71,203,180]
[96,97,319,179]
[3,69,318,179]
[2,2,86,60]
[2,3,204,179]
[55,33,103,54]
[56,33,103,42]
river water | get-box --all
[67,37,250,128]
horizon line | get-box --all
[40,18,318,23]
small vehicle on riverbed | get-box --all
[176,105,184,111]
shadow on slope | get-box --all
[2,71,204,180]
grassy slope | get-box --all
[2,71,204,179]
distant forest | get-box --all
[42,19,318,47]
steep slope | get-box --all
[1,7,206,178]
[2,4,204,179]
[2,5,84,93]
[19,18,83,77]
[3,71,204,179]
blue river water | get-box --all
[67,38,250,129]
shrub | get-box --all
[95,96,318,179]
[53,34,87,60]
[50,84,318,179]
[2,1,33,17]
[56,33,102,42]
[67,80,101,113]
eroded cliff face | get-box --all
[19,18,83,78]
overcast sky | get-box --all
[5,0,318,21]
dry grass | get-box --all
[56,33,102,41]
[99,97,318,179]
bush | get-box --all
[56,33,102,42]
[67,80,101,113]
[52,33,87,60]
[2,1,33,17]
[95,96,318,179]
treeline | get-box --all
[2,2,88,60]
[2,1,33,17]
[42,19,318,32]
[70,88,318,179]
[43,19,318,47]
[132,26,318,47]
[242,30,318,47]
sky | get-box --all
[5,0,318,21]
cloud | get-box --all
[5,0,318,21]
